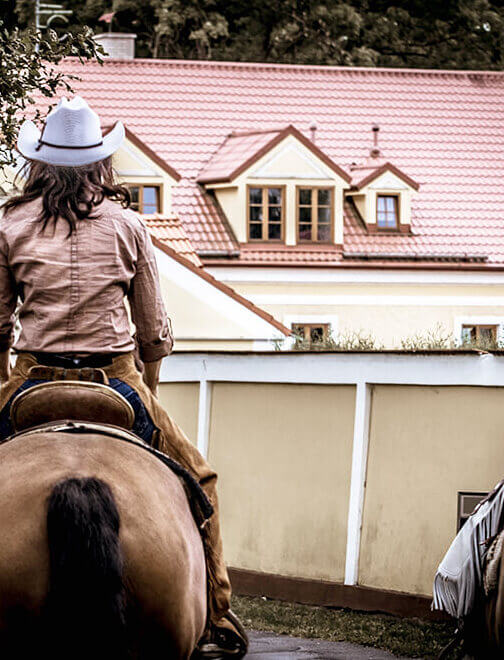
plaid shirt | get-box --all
[0,197,173,362]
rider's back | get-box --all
[0,197,156,355]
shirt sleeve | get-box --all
[128,221,174,363]
[0,229,17,352]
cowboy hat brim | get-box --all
[17,120,125,167]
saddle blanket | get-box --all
[433,480,504,618]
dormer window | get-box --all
[348,126,419,235]
[247,186,284,241]
[297,187,333,242]
[128,185,161,214]
[376,195,398,229]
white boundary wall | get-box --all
[160,351,504,586]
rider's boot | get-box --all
[193,516,249,659]
[194,609,249,658]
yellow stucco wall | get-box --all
[112,137,178,214]
[207,382,356,580]
[158,382,200,445]
[159,273,256,340]
[230,281,504,348]
[359,385,504,596]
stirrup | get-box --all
[193,610,248,659]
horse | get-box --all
[0,425,207,659]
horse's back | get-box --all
[0,431,207,657]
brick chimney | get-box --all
[94,33,137,59]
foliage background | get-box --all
[5,0,504,69]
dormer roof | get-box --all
[349,127,419,191]
[197,124,351,184]
[350,158,419,191]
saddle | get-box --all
[11,368,135,433]
[7,365,213,529]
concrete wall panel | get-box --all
[208,382,356,581]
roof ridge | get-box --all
[74,56,504,78]
[230,127,286,137]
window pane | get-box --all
[249,223,262,240]
[299,224,312,240]
[377,196,386,211]
[385,215,397,228]
[480,327,496,342]
[250,206,262,222]
[318,189,330,206]
[249,188,262,204]
[292,324,305,339]
[318,207,331,223]
[461,326,476,342]
[310,326,325,343]
[269,206,281,221]
[299,189,312,205]
[386,197,395,211]
[299,207,311,223]
[268,223,281,240]
[142,187,159,213]
[268,188,282,205]
[129,186,140,210]
[377,212,387,227]
[318,224,331,242]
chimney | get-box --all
[94,33,137,59]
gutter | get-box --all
[343,252,488,263]
[197,249,241,258]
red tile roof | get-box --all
[30,58,504,268]
[142,214,202,266]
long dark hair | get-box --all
[2,157,130,235]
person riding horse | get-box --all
[0,96,248,658]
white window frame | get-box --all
[453,316,504,346]
[282,314,339,349]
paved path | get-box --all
[247,631,410,659]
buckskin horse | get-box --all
[0,377,208,659]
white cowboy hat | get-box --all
[17,95,124,167]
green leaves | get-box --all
[0,20,103,168]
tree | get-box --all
[7,0,504,70]
[0,20,103,168]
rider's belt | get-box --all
[29,352,122,369]
[27,365,109,384]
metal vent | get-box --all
[457,492,488,531]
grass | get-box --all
[232,595,458,658]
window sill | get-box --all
[366,224,411,235]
